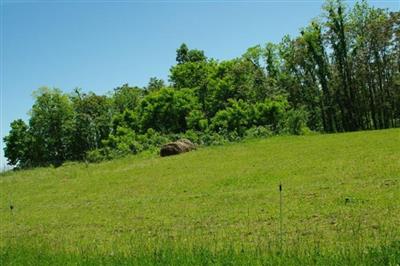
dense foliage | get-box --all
[4,0,400,168]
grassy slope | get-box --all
[0,129,399,263]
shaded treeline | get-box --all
[4,0,400,168]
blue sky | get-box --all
[1,0,399,168]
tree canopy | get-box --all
[4,0,400,168]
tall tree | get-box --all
[301,22,337,132]
[29,87,75,166]
[70,89,112,160]
[325,0,360,131]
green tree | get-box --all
[3,119,32,168]
[138,88,200,133]
[147,77,165,92]
[277,35,324,131]
[70,89,112,160]
[176,43,207,64]
[301,22,337,132]
[112,84,144,113]
[325,0,360,131]
[29,87,75,166]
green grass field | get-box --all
[1,129,400,265]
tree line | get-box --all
[4,0,400,168]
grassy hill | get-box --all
[1,129,399,265]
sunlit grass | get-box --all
[1,129,399,265]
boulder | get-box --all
[160,139,196,157]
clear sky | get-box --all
[1,0,399,168]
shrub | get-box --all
[210,99,250,136]
[138,88,200,133]
[282,108,310,135]
[103,127,143,154]
[253,97,289,132]
[210,97,289,137]
[112,110,140,132]
[180,130,201,144]
[244,126,273,139]
[86,149,105,163]
[135,128,170,152]
[199,132,228,146]
[186,110,208,131]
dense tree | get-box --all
[4,0,400,168]
[300,22,337,132]
[3,119,32,168]
[29,88,75,166]
[176,43,207,64]
[138,88,200,133]
[111,84,144,113]
[70,90,112,160]
[210,97,288,136]
[146,77,165,92]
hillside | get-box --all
[1,129,400,265]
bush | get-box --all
[86,149,105,163]
[253,97,289,132]
[138,88,200,133]
[210,99,250,136]
[135,128,170,152]
[186,110,208,131]
[210,98,289,137]
[199,132,228,146]
[180,130,201,144]
[282,108,310,135]
[244,126,273,139]
[86,127,174,163]
[103,127,143,154]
